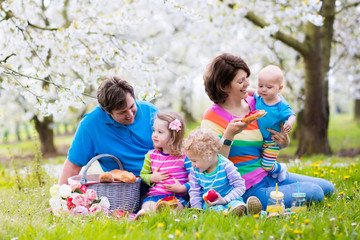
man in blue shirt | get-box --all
[58,76,158,185]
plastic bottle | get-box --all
[266,191,285,213]
[291,192,307,213]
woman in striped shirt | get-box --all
[201,53,334,209]
[137,111,191,217]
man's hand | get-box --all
[164,177,187,193]
[150,167,169,183]
[267,123,290,148]
[205,192,227,206]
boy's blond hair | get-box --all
[184,128,222,160]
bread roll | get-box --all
[99,172,114,183]
[120,172,136,183]
[109,169,127,181]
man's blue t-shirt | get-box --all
[254,93,295,141]
[68,101,158,176]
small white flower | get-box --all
[58,184,72,198]
[99,197,110,209]
[192,214,198,219]
[174,219,180,222]
[330,217,335,221]
[352,223,357,226]
[168,234,174,239]
[49,197,62,211]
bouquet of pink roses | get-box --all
[49,182,110,216]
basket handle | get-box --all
[80,154,124,185]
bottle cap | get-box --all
[292,192,306,198]
[270,191,284,200]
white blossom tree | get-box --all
[0,0,165,154]
[1,0,359,157]
[206,0,360,156]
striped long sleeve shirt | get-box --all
[201,97,268,190]
[140,149,191,196]
[189,154,246,209]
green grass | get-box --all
[279,113,360,157]
[0,156,359,239]
[0,113,359,239]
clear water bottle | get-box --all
[291,192,307,213]
[266,191,285,213]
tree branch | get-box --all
[244,11,310,56]
[1,65,96,99]
[27,21,59,31]
[335,1,360,15]
[0,53,16,63]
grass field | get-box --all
[0,114,359,239]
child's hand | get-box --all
[283,122,292,134]
[205,192,227,206]
[164,177,187,193]
[150,167,169,183]
[247,88,256,96]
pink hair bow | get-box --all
[169,119,182,132]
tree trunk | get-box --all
[295,24,332,156]
[33,115,57,155]
[355,99,360,122]
[295,0,334,156]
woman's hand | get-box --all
[223,118,250,139]
[164,177,186,193]
[205,192,227,206]
[150,167,169,183]
[267,123,290,148]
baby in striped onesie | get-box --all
[136,111,191,218]
[184,128,247,217]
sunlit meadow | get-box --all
[0,114,359,239]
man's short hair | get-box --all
[97,76,135,113]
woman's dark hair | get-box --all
[97,76,135,113]
[203,53,251,104]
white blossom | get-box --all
[58,184,72,198]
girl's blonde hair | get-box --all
[183,128,222,159]
[155,111,185,156]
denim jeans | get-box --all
[242,172,334,209]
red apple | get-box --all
[112,210,126,219]
[203,189,218,202]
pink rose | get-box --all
[72,194,87,206]
[72,206,89,215]
[89,204,102,214]
[85,189,97,202]
[79,185,88,194]
[69,182,82,192]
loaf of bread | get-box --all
[99,169,137,183]
[119,172,136,183]
[109,169,127,181]
[99,172,114,183]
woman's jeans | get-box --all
[242,172,334,209]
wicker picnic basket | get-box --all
[68,154,141,212]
